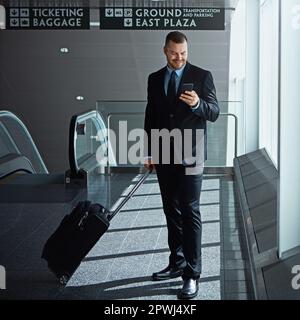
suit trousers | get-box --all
[155,164,203,280]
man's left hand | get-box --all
[179,90,200,108]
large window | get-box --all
[278,0,300,258]
[259,0,279,167]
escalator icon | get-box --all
[124,9,132,17]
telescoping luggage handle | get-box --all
[107,169,152,221]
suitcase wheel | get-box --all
[58,274,70,285]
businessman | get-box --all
[144,31,219,299]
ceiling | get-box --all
[0,0,239,10]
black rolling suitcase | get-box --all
[41,201,109,284]
[42,171,150,285]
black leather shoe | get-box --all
[152,266,183,281]
[177,279,199,300]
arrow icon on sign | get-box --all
[11,9,18,16]
[124,18,132,27]
[105,9,113,17]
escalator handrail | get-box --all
[69,114,79,176]
[0,110,48,174]
[69,109,106,176]
[0,153,36,179]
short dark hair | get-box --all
[165,31,188,46]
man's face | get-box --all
[164,40,188,70]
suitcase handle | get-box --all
[107,169,152,221]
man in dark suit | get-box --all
[144,31,219,299]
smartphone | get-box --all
[181,83,194,94]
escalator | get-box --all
[0,110,84,203]
[0,109,147,205]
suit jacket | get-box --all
[144,62,219,165]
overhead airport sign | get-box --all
[100,8,225,30]
[6,7,90,29]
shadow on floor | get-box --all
[61,274,221,300]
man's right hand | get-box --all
[144,158,155,171]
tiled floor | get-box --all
[67,173,252,300]
[0,173,253,300]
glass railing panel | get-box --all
[97,101,149,169]
[206,112,238,167]
[76,117,96,164]
[97,101,146,125]
[108,113,145,167]
[96,101,241,169]
[0,111,48,173]
[70,110,116,176]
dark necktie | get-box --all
[167,71,177,103]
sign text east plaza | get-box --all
[100,7,225,30]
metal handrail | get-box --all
[220,113,238,159]
[97,100,242,103]
[105,111,238,173]
[0,154,36,179]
